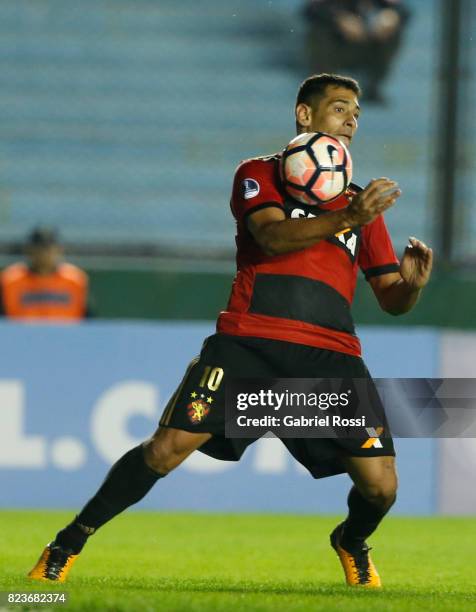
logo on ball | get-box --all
[280,132,353,205]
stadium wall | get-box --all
[87,268,476,329]
[3,321,472,516]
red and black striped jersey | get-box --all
[217,154,400,357]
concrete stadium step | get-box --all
[1,149,240,190]
[0,97,294,132]
[0,64,297,98]
[0,13,285,39]
[0,121,290,151]
[0,0,286,36]
[0,33,277,65]
[4,189,237,248]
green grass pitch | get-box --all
[1,511,475,611]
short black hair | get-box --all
[27,226,59,247]
[296,73,361,108]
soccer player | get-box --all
[29,73,433,587]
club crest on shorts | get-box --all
[187,391,213,424]
[242,178,260,200]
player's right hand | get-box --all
[344,178,401,227]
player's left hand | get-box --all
[400,237,433,289]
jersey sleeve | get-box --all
[230,158,285,226]
[358,214,400,280]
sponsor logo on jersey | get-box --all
[242,178,260,200]
[361,427,384,449]
[288,204,360,261]
[334,228,358,257]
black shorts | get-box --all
[159,333,395,479]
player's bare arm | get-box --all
[247,178,401,256]
[369,237,433,315]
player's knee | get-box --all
[142,438,185,474]
[361,478,397,510]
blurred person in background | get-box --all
[0,226,93,321]
[303,0,410,104]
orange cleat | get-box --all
[28,543,79,582]
[330,523,382,588]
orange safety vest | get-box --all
[0,262,88,321]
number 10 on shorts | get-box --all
[199,366,224,391]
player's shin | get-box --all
[54,444,165,553]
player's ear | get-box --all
[295,103,312,130]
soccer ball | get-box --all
[281,132,352,205]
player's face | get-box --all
[297,85,360,148]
